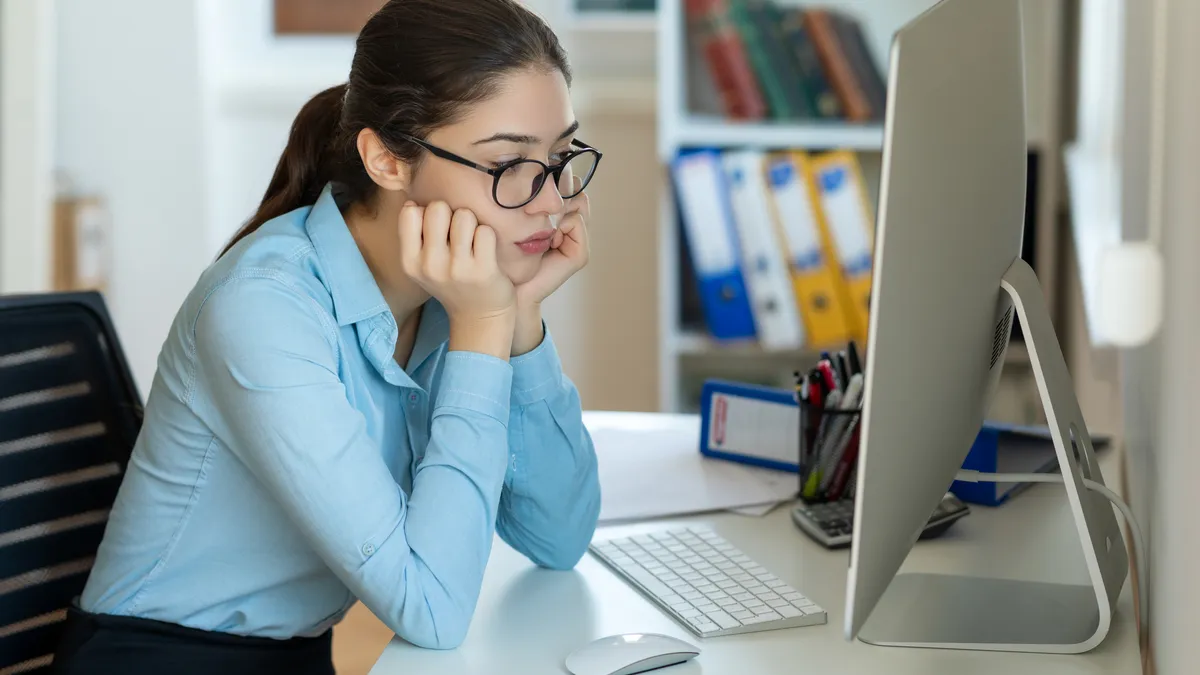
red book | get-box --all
[685,0,768,120]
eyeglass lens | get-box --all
[496,150,599,208]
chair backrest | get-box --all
[0,292,142,675]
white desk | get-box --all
[370,413,1142,675]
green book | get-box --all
[728,0,815,119]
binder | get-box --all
[950,422,1113,506]
[670,149,757,341]
[764,152,852,349]
[698,378,1103,508]
[699,379,799,473]
[721,150,805,349]
[811,151,875,344]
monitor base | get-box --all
[858,573,1104,653]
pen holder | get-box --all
[797,401,863,504]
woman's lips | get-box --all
[516,229,555,255]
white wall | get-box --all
[1,0,55,294]
[1112,0,1200,671]
[55,0,209,391]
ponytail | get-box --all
[219,83,348,257]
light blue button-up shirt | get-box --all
[80,184,602,649]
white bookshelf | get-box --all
[655,0,1068,413]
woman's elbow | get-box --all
[390,603,473,650]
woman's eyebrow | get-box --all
[472,120,580,146]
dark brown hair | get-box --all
[220,0,571,256]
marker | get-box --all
[835,352,850,388]
[817,360,838,393]
[847,341,863,375]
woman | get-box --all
[51,0,602,672]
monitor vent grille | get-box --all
[990,307,1013,370]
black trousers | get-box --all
[50,605,335,675]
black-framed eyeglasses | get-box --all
[395,132,602,209]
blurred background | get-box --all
[1,0,1195,673]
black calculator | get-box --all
[790,492,971,549]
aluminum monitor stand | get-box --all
[856,258,1129,653]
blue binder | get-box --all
[950,421,1113,506]
[697,378,1111,507]
[670,149,757,341]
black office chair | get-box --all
[0,292,142,674]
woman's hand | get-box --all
[514,177,591,308]
[510,178,591,355]
[399,201,516,359]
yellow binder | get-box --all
[763,152,851,349]
[808,151,875,344]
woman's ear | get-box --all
[357,128,411,192]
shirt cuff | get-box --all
[436,351,513,423]
[510,324,564,406]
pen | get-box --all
[810,373,864,496]
[804,389,842,498]
[817,361,838,394]
[835,352,850,388]
[847,341,863,375]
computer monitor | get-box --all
[844,0,1129,654]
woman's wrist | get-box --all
[511,303,544,357]
[448,312,517,361]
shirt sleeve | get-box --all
[495,326,601,570]
[190,275,510,649]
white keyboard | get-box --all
[589,526,827,637]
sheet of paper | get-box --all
[584,411,799,524]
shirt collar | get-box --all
[305,183,389,327]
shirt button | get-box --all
[361,543,376,557]
[408,393,419,404]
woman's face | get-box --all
[403,67,581,286]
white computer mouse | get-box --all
[564,633,700,675]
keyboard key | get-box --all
[743,611,783,624]
[777,606,804,618]
[782,592,805,602]
[732,573,754,583]
[689,618,719,633]
[716,561,738,570]
[755,574,777,582]
[679,607,702,619]
[682,591,703,601]
[708,591,730,601]
[743,599,765,609]
[705,610,741,630]
[802,605,825,616]
[766,579,788,589]
[695,584,718,593]
[623,566,672,596]
[767,598,789,608]
[717,580,739,590]
[759,592,782,602]
[716,598,738,608]
[753,606,777,616]
[681,573,703,582]
[660,593,683,605]
[732,592,754,602]
[731,610,755,621]
[695,602,719,613]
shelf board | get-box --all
[675,331,1033,367]
[567,10,657,33]
[674,331,825,360]
[668,117,886,153]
